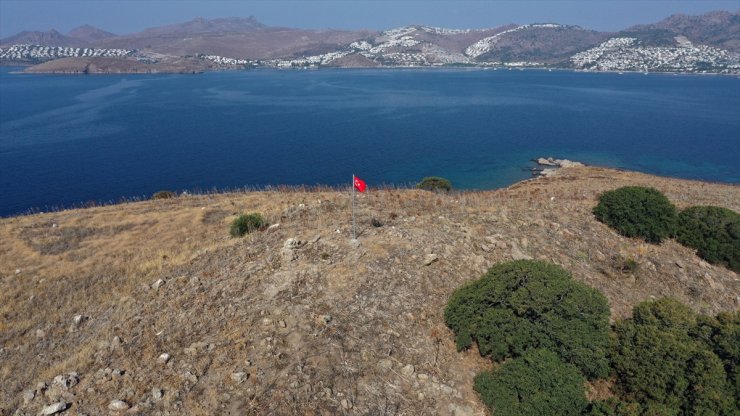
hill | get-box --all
[1,166,737,414]
[2,11,738,73]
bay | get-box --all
[1,67,738,216]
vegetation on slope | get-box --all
[675,206,740,272]
[593,186,677,243]
[444,260,611,379]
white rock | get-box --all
[108,399,129,411]
[152,279,165,290]
[41,402,68,415]
[231,372,248,383]
[424,254,439,266]
[158,353,171,364]
[152,387,163,401]
[22,389,35,404]
[377,359,393,370]
[341,399,352,409]
[52,373,79,389]
[400,364,415,376]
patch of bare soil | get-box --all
[0,166,737,415]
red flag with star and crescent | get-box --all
[353,176,367,193]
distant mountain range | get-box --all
[1,11,738,73]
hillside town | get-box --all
[571,37,740,73]
[0,44,131,63]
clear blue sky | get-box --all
[1,0,737,37]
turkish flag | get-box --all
[353,176,367,193]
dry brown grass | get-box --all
[1,166,738,415]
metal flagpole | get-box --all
[352,174,356,240]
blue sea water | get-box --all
[0,67,738,216]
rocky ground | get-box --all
[1,166,738,415]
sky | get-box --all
[0,0,737,37]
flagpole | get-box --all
[352,174,356,240]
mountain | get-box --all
[2,11,738,72]
[67,24,116,43]
[624,11,740,52]
[90,16,374,60]
[0,29,78,47]
[466,24,609,64]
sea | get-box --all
[1,67,738,217]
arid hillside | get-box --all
[1,166,738,415]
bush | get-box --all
[230,213,266,237]
[593,186,677,243]
[416,176,452,192]
[444,260,611,378]
[151,190,177,200]
[611,298,736,415]
[474,349,588,416]
[675,206,740,272]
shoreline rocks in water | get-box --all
[532,157,585,177]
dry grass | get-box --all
[1,166,738,415]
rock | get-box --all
[341,399,352,410]
[417,373,429,382]
[267,223,280,232]
[183,371,198,384]
[52,373,79,389]
[675,260,685,269]
[152,388,163,401]
[36,329,46,338]
[283,238,303,250]
[400,364,415,376]
[111,336,122,349]
[22,389,35,404]
[537,157,558,166]
[423,254,439,266]
[318,314,332,325]
[510,245,533,261]
[231,372,248,384]
[152,279,165,291]
[377,359,393,370]
[15,269,21,275]
[448,403,474,416]
[41,402,68,415]
[157,353,170,364]
[277,320,287,328]
[520,237,529,248]
[108,400,129,411]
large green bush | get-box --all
[675,206,740,272]
[474,349,588,416]
[229,213,266,237]
[593,186,677,243]
[444,260,611,378]
[416,176,452,192]
[611,298,737,415]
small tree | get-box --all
[675,206,740,272]
[593,186,677,243]
[444,260,611,378]
[230,213,266,237]
[611,298,736,415]
[151,190,177,200]
[417,176,452,192]
[474,349,588,416]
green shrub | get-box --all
[444,260,611,378]
[675,206,740,272]
[611,298,736,415]
[692,311,740,403]
[474,349,588,416]
[229,213,266,237]
[416,176,452,192]
[585,398,641,416]
[593,186,677,243]
[151,190,177,200]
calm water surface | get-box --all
[1,67,738,216]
